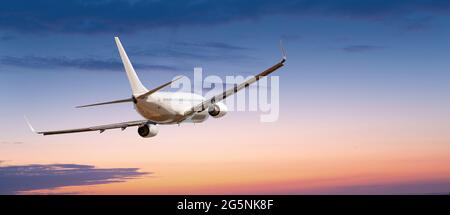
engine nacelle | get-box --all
[137,124,158,138]
[189,110,209,123]
[208,102,228,118]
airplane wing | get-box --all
[25,117,155,136]
[183,42,286,117]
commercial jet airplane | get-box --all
[26,37,286,138]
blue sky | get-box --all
[1,0,450,194]
[2,0,448,124]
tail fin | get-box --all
[114,37,148,96]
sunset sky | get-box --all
[1,0,450,194]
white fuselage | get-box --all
[134,91,211,124]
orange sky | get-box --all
[6,108,450,194]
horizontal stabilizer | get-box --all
[76,97,134,108]
[136,76,183,99]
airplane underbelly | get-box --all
[135,102,182,124]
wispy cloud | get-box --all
[130,40,255,62]
[0,35,15,41]
[174,41,249,51]
[0,163,150,194]
[0,56,179,72]
[403,16,434,31]
[342,45,384,53]
[131,47,255,62]
[0,140,24,144]
[2,0,450,33]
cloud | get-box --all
[0,41,252,71]
[130,46,255,62]
[1,0,450,33]
[0,35,15,41]
[342,45,383,53]
[403,16,434,31]
[0,141,24,144]
[174,41,249,51]
[0,56,179,72]
[0,163,149,194]
[130,40,255,62]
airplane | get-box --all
[25,37,286,138]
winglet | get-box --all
[24,116,38,134]
[280,40,287,62]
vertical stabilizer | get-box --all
[114,37,148,96]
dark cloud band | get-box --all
[0,56,178,72]
[1,0,450,33]
[0,163,149,194]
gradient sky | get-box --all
[1,0,450,194]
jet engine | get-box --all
[137,124,158,138]
[208,102,228,118]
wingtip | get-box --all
[173,75,184,82]
[24,116,38,134]
[114,36,121,44]
[279,40,287,61]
